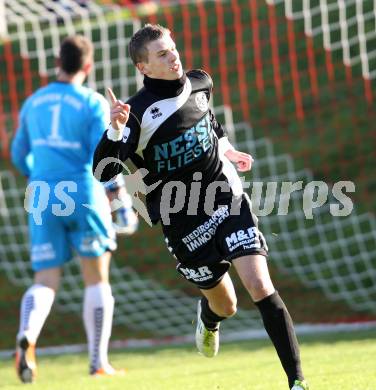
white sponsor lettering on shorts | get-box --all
[179,265,213,282]
[181,206,229,252]
[225,227,264,252]
[31,243,56,262]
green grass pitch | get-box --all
[2,330,375,390]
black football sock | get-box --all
[200,297,226,331]
[255,291,304,388]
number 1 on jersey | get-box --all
[49,103,61,140]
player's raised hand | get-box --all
[107,87,130,131]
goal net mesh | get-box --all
[0,0,375,345]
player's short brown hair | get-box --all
[128,24,170,65]
[59,35,93,75]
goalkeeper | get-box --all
[93,24,308,390]
[11,35,136,383]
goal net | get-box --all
[0,0,375,348]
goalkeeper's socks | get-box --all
[255,291,304,388]
[83,283,115,373]
[200,297,226,330]
[17,284,55,344]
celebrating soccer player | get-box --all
[93,24,309,390]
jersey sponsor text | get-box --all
[154,114,213,172]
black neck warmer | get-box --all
[143,73,187,98]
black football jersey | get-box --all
[93,70,242,224]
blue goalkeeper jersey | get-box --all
[11,81,110,181]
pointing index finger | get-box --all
[107,87,117,105]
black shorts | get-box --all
[162,193,268,289]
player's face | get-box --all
[138,34,183,80]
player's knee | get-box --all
[224,302,237,317]
[218,301,237,318]
[81,254,111,286]
[244,278,274,302]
